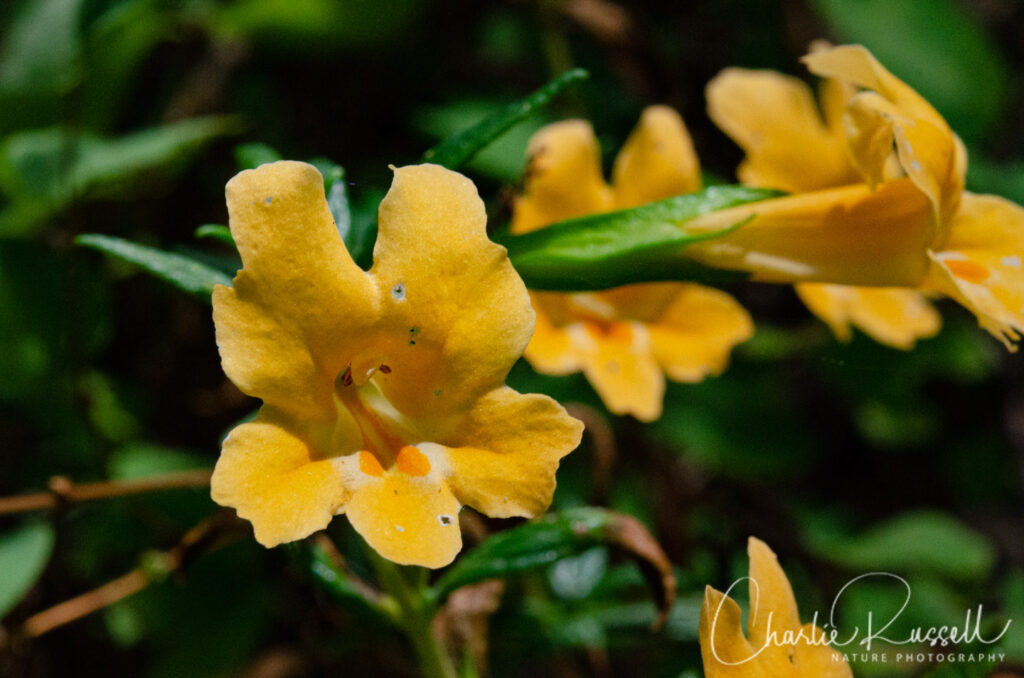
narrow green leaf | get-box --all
[422,68,588,170]
[76,234,231,301]
[194,224,234,246]
[0,522,55,619]
[502,185,779,290]
[234,142,282,170]
[804,511,996,582]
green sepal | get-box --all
[501,185,780,291]
[422,68,588,170]
[76,233,231,301]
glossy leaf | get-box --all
[234,142,282,171]
[501,186,778,290]
[0,522,55,619]
[433,508,674,627]
[194,224,233,246]
[422,68,588,170]
[76,234,231,301]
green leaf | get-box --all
[502,186,778,290]
[804,511,996,582]
[0,522,55,619]
[433,508,674,628]
[0,117,237,235]
[234,142,282,170]
[422,68,588,170]
[811,0,1009,143]
[194,224,233,245]
[76,234,231,301]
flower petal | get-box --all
[804,45,965,226]
[746,537,801,646]
[796,283,940,349]
[925,192,1024,348]
[368,164,535,417]
[611,105,701,207]
[445,387,582,518]
[793,623,854,678]
[523,300,585,375]
[706,68,856,192]
[511,120,614,234]
[578,322,665,421]
[344,471,462,568]
[685,180,933,286]
[700,586,768,677]
[214,161,378,420]
[647,284,753,381]
[211,409,350,547]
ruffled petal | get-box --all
[925,192,1024,348]
[706,68,856,192]
[511,120,614,234]
[611,105,701,207]
[647,284,753,381]
[804,45,965,227]
[796,283,940,349]
[344,468,462,568]
[210,409,350,547]
[214,161,378,419]
[685,179,933,286]
[445,386,582,518]
[367,164,535,417]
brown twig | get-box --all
[17,514,232,640]
[0,470,213,516]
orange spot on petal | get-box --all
[396,446,431,476]
[946,259,990,284]
[606,322,633,342]
[359,451,384,477]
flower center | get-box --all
[333,364,432,478]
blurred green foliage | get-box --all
[0,0,1022,677]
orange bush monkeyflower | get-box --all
[707,48,940,349]
[209,161,583,568]
[685,44,1024,350]
[700,537,852,677]
[512,106,753,422]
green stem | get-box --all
[370,554,456,678]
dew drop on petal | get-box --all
[392,283,406,300]
[439,515,453,526]
[1002,255,1022,269]
[395,525,405,533]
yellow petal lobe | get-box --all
[796,283,940,349]
[611,105,701,206]
[211,411,350,547]
[370,164,535,417]
[512,120,614,233]
[345,473,462,568]
[447,387,583,518]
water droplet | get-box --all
[392,283,406,300]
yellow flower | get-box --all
[706,49,940,349]
[209,161,583,568]
[700,537,852,677]
[685,44,1024,349]
[512,106,754,421]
